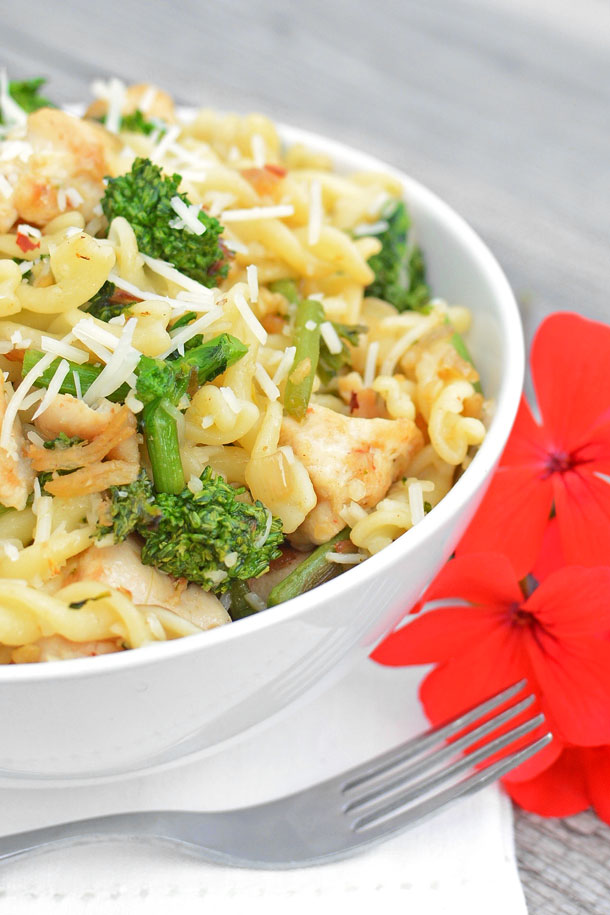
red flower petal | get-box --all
[504,747,589,817]
[582,746,610,825]
[456,469,553,579]
[423,553,522,606]
[531,517,565,581]
[531,313,610,450]
[553,467,610,567]
[525,566,610,638]
[418,630,560,780]
[371,603,506,666]
[525,632,610,745]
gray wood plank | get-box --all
[2,0,610,911]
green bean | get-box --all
[283,298,325,420]
[267,528,352,606]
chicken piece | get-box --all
[0,108,121,231]
[0,378,34,510]
[34,394,140,463]
[68,537,230,631]
[85,83,177,125]
[280,403,424,544]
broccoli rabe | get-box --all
[318,321,367,385]
[0,78,55,123]
[101,158,229,287]
[84,281,135,323]
[98,471,161,542]
[135,334,248,494]
[98,468,284,594]
[365,199,430,312]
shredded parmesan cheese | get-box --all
[40,336,89,364]
[159,306,224,358]
[139,253,215,300]
[320,321,342,355]
[251,134,266,168]
[272,347,297,385]
[325,551,367,565]
[254,363,280,401]
[83,318,140,404]
[246,264,259,302]
[234,291,267,344]
[220,205,294,223]
[253,509,273,549]
[0,344,62,452]
[169,196,206,235]
[363,341,380,388]
[219,386,240,414]
[31,359,70,421]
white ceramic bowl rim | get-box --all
[0,122,524,683]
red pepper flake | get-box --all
[349,391,359,413]
[16,234,40,253]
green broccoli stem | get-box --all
[22,351,130,402]
[267,528,352,607]
[142,398,185,495]
[177,333,248,384]
[283,299,325,420]
[227,580,260,620]
[449,332,483,394]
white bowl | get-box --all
[0,124,524,785]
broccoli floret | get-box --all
[99,467,284,594]
[98,472,161,543]
[365,199,430,312]
[318,321,367,384]
[101,158,229,287]
[0,78,55,123]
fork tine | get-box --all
[350,731,553,842]
[341,678,528,792]
[348,713,546,825]
[343,692,535,804]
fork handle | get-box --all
[0,812,174,862]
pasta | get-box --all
[0,78,491,664]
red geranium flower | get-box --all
[456,313,610,578]
[371,553,610,782]
[506,745,610,824]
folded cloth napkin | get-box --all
[0,662,527,915]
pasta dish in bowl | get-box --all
[0,79,523,780]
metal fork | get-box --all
[0,680,550,869]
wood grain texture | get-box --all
[2,0,610,911]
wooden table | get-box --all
[3,0,609,910]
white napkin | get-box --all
[0,661,527,915]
